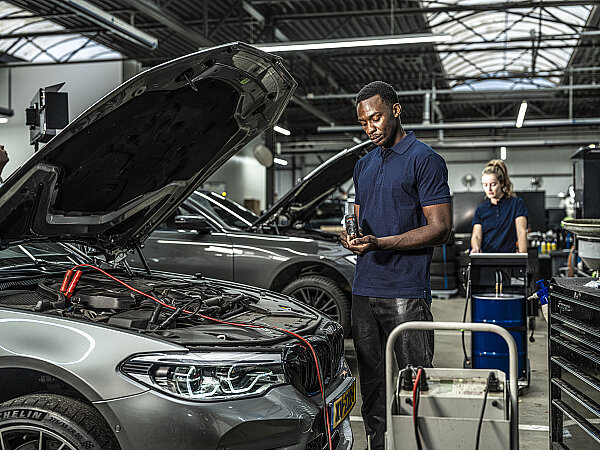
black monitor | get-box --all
[453,190,546,233]
[515,191,545,231]
[452,192,485,233]
[546,207,565,231]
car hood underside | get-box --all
[0,43,295,259]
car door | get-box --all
[130,205,234,281]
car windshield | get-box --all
[0,242,85,269]
[190,191,258,228]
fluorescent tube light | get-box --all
[62,0,158,49]
[515,101,527,128]
[500,146,507,160]
[274,157,288,166]
[273,125,291,136]
[0,118,8,124]
[257,34,451,53]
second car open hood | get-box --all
[0,43,295,258]
[253,140,374,229]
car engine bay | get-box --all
[0,268,318,338]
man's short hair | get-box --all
[355,81,399,107]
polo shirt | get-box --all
[472,196,528,253]
[352,131,451,298]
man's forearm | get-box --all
[376,222,450,251]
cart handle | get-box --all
[385,321,519,450]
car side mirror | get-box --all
[175,215,212,233]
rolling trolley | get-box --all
[464,253,535,390]
[385,321,519,450]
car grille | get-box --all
[282,322,344,396]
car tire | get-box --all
[0,393,120,450]
[432,244,456,261]
[430,275,458,290]
[282,276,351,336]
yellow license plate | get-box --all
[329,377,356,431]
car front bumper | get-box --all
[94,380,353,450]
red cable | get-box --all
[69,264,334,450]
[413,368,423,426]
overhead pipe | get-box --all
[428,138,599,148]
[305,83,600,101]
[318,117,600,133]
[422,92,431,124]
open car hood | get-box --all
[0,43,295,258]
[253,140,374,229]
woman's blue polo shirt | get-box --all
[472,196,528,253]
[352,132,451,298]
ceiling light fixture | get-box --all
[0,118,8,124]
[515,101,528,128]
[273,157,288,166]
[59,0,159,49]
[500,146,507,160]
[273,125,291,136]
[256,34,452,53]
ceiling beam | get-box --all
[289,97,337,126]
[241,0,341,125]
[269,1,600,22]
[120,0,214,47]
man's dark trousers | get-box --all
[352,295,434,449]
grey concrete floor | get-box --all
[345,295,549,449]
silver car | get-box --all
[0,44,354,450]
[130,141,374,335]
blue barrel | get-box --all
[472,293,526,379]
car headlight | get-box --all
[344,254,357,265]
[121,352,286,401]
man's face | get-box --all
[357,94,401,149]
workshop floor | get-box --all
[346,295,549,449]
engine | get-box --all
[0,271,256,332]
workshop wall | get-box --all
[0,61,122,178]
[441,147,574,208]
[206,141,267,212]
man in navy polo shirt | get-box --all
[341,81,452,449]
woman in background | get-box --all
[471,159,528,253]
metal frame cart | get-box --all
[465,253,534,390]
[385,321,519,450]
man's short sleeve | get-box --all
[353,159,362,205]
[515,196,528,218]
[416,152,451,207]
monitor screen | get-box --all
[452,192,486,233]
[452,191,546,233]
[547,207,566,231]
[515,191,546,232]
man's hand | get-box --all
[470,246,481,254]
[340,229,350,249]
[348,234,379,255]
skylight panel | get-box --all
[422,0,593,89]
[0,1,122,62]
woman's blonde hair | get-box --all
[482,159,514,198]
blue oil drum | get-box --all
[472,293,526,379]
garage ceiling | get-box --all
[1,0,600,148]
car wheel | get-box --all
[0,393,120,450]
[282,276,351,336]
